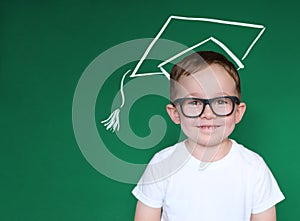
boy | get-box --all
[132,51,284,221]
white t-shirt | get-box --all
[132,140,285,221]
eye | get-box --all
[214,98,229,105]
[186,99,202,106]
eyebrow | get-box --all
[183,92,231,98]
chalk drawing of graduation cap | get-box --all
[101,15,266,132]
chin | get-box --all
[191,135,228,148]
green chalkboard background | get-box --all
[1,0,299,220]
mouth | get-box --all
[196,125,221,132]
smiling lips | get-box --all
[197,125,221,132]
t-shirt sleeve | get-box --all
[132,153,170,208]
[251,158,285,214]
[132,180,165,208]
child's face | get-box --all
[167,63,246,148]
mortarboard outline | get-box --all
[101,15,266,132]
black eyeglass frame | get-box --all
[171,96,241,118]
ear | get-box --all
[234,102,246,124]
[166,104,181,124]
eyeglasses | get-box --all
[171,96,240,118]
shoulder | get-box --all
[140,141,189,183]
[231,141,286,213]
[231,140,265,168]
[148,141,185,164]
[231,140,281,192]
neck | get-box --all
[185,139,232,162]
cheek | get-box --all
[179,117,195,133]
[224,117,237,134]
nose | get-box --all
[200,103,216,119]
